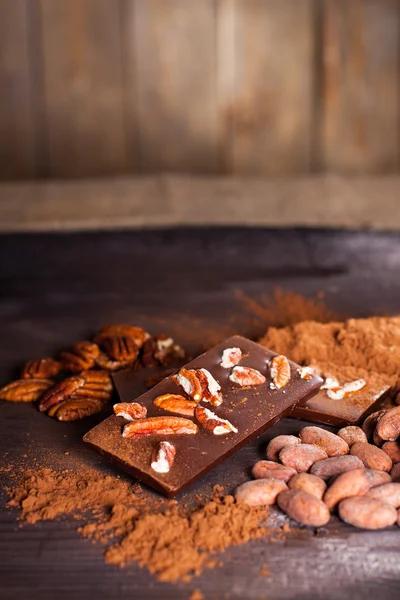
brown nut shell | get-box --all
[287,473,327,500]
[366,483,400,508]
[266,435,301,462]
[310,455,364,481]
[338,496,397,529]
[279,444,327,473]
[251,461,297,482]
[337,426,367,447]
[376,406,400,442]
[277,489,330,527]
[299,426,349,457]
[350,442,392,472]
[235,479,288,506]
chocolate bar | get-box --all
[290,380,391,427]
[84,335,322,497]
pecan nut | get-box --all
[326,379,367,400]
[101,336,139,362]
[229,366,266,386]
[38,376,85,412]
[114,402,147,421]
[220,347,243,369]
[270,355,291,389]
[196,369,222,406]
[60,341,100,373]
[151,441,176,473]
[95,350,134,372]
[0,378,54,402]
[122,416,198,439]
[21,358,61,379]
[141,335,185,368]
[154,394,197,417]
[70,370,113,402]
[195,406,238,435]
[52,398,104,421]
[94,325,150,348]
[297,366,313,381]
[172,368,202,401]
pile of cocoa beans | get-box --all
[235,407,400,530]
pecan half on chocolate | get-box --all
[21,358,61,379]
[195,406,238,435]
[114,402,147,421]
[154,393,197,417]
[122,416,198,439]
[172,368,202,402]
[0,379,54,402]
[94,325,149,348]
[38,376,85,412]
[151,441,176,473]
[60,341,100,373]
[51,398,104,421]
[270,355,291,389]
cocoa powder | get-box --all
[3,464,275,583]
[261,316,400,393]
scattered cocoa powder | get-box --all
[236,288,334,329]
[3,463,279,583]
[189,590,204,600]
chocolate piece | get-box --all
[291,381,391,427]
[84,335,322,497]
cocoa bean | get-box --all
[382,441,400,464]
[376,406,400,441]
[280,444,327,473]
[366,483,400,508]
[277,489,330,527]
[266,435,301,462]
[364,470,391,487]
[350,442,392,472]
[251,460,296,483]
[287,473,326,500]
[235,479,288,506]
[324,468,388,510]
[337,426,367,447]
[373,429,385,447]
[338,496,397,529]
[391,463,400,482]
[310,455,364,481]
[299,426,349,457]
[362,410,387,441]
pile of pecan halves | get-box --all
[0,325,185,422]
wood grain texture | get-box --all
[227,0,315,175]
[1,229,400,599]
[39,0,127,177]
[127,0,218,173]
[0,0,36,179]
[321,0,400,173]
[1,175,400,232]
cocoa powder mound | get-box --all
[3,465,274,583]
[260,316,400,391]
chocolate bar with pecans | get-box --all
[84,335,322,497]
[290,381,391,427]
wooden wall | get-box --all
[0,0,399,180]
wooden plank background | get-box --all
[0,0,399,180]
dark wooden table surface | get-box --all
[1,228,400,600]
